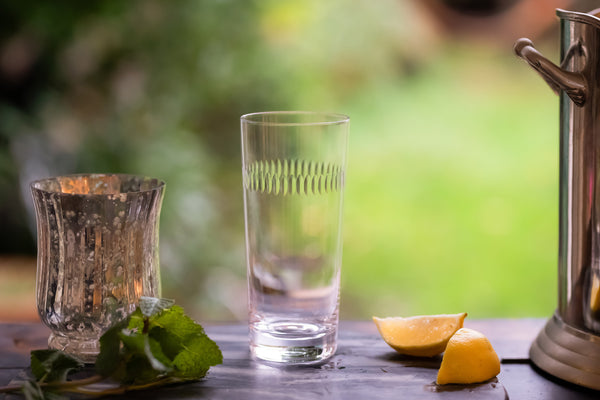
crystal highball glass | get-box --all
[241,111,349,364]
[30,174,164,362]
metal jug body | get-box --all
[556,9,600,333]
[515,8,600,390]
[516,9,600,333]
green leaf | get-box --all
[139,297,175,317]
[149,305,222,379]
[149,327,181,360]
[22,379,68,400]
[127,308,145,331]
[122,354,161,384]
[22,380,45,400]
[95,318,128,378]
[30,350,83,383]
[117,328,173,384]
[145,336,173,373]
[149,306,204,359]
[117,330,159,385]
[118,329,147,354]
[150,305,206,339]
[119,330,172,371]
[25,298,222,398]
[172,334,223,379]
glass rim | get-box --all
[241,111,349,126]
[30,173,165,195]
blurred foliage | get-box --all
[1,0,563,320]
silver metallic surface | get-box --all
[529,313,600,391]
[515,8,600,389]
[515,8,600,335]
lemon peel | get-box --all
[372,313,467,357]
[436,327,500,385]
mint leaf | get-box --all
[148,305,222,379]
[122,354,160,384]
[118,329,147,354]
[150,305,207,345]
[149,306,204,357]
[127,308,146,331]
[22,380,66,400]
[149,327,181,360]
[139,297,175,317]
[22,381,69,400]
[145,336,174,372]
[172,334,223,379]
[30,350,83,383]
[118,329,173,382]
[13,298,222,399]
[22,380,45,400]
[117,333,161,384]
[95,318,128,378]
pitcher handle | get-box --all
[514,38,587,107]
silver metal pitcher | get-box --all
[515,8,600,390]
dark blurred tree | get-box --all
[0,0,416,319]
[1,1,114,253]
[0,0,295,317]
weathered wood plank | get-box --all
[0,320,597,399]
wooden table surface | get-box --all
[1,319,599,399]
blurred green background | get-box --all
[1,0,587,321]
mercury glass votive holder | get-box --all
[30,174,165,362]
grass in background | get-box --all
[339,44,558,319]
[0,0,562,321]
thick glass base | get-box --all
[249,320,337,365]
[48,333,100,363]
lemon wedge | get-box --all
[372,313,467,357]
[436,327,501,385]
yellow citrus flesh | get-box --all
[436,328,501,385]
[372,313,467,357]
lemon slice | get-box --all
[372,313,467,357]
[436,328,501,385]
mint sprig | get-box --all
[31,350,85,383]
[0,297,222,399]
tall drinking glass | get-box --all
[31,174,164,362]
[241,111,349,364]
